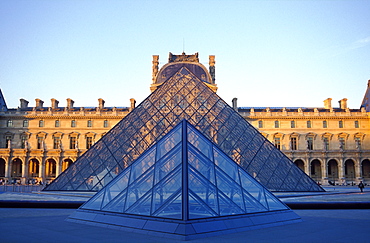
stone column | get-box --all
[5,157,11,182]
[338,158,346,185]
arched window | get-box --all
[87,120,92,127]
[39,120,44,127]
[104,120,109,128]
[23,120,29,127]
[274,120,279,128]
[55,120,60,127]
[71,120,76,127]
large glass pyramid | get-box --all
[45,57,323,192]
[68,120,301,240]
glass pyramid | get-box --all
[45,60,323,192]
[80,120,288,219]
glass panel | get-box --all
[188,191,218,219]
[104,168,131,206]
[155,145,182,185]
[218,191,244,216]
[156,124,182,160]
[239,169,268,209]
[153,191,182,219]
[103,189,128,213]
[265,192,288,211]
[215,168,244,212]
[129,147,156,183]
[188,148,215,185]
[125,168,154,211]
[81,189,105,210]
[214,148,238,182]
[152,168,182,217]
[188,167,218,216]
[187,125,212,160]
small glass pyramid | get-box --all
[46,57,323,192]
[68,120,301,240]
[80,120,288,219]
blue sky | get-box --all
[1,0,369,109]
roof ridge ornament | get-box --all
[168,52,199,63]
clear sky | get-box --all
[0,0,369,109]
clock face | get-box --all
[156,63,211,85]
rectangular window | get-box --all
[307,120,312,128]
[53,137,61,149]
[323,120,327,128]
[258,120,263,128]
[339,120,343,128]
[7,120,13,127]
[354,120,359,128]
[86,137,93,149]
[355,137,361,150]
[274,120,279,128]
[274,137,281,150]
[290,121,295,128]
[55,120,60,127]
[323,137,329,150]
[290,137,297,150]
[307,137,313,150]
[21,135,27,149]
[71,120,76,127]
[23,120,29,127]
[339,137,345,150]
[70,137,77,149]
[37,137,43,149]
[5,135,12,148]
[104,120,109,128]
[87,120,92,127]
[39,120,44,127]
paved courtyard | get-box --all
[0,186,369,243]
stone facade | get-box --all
[0,98,131,184]
[237,95,370,186]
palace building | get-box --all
[0,52,369,186]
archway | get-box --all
[45,159,56,178]
[328,159,339,185]
[294,159,305,172]
[62,159,73,172]
[344,159,355,185]
[362,159,370,179]
[28,159,40,178]
[310,159,322,182]
[11,158,22,180]
[0,158,5,177]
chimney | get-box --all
[323,98,332,109]
[98,98,105,109]
[338,98,348,109]
[20,99,29,109]
[130,98,136,111]
[232,98,238,111]
[66,98,74,109]
[35,98,44,108]
[209,55,215,84]
[51,98,59,109]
